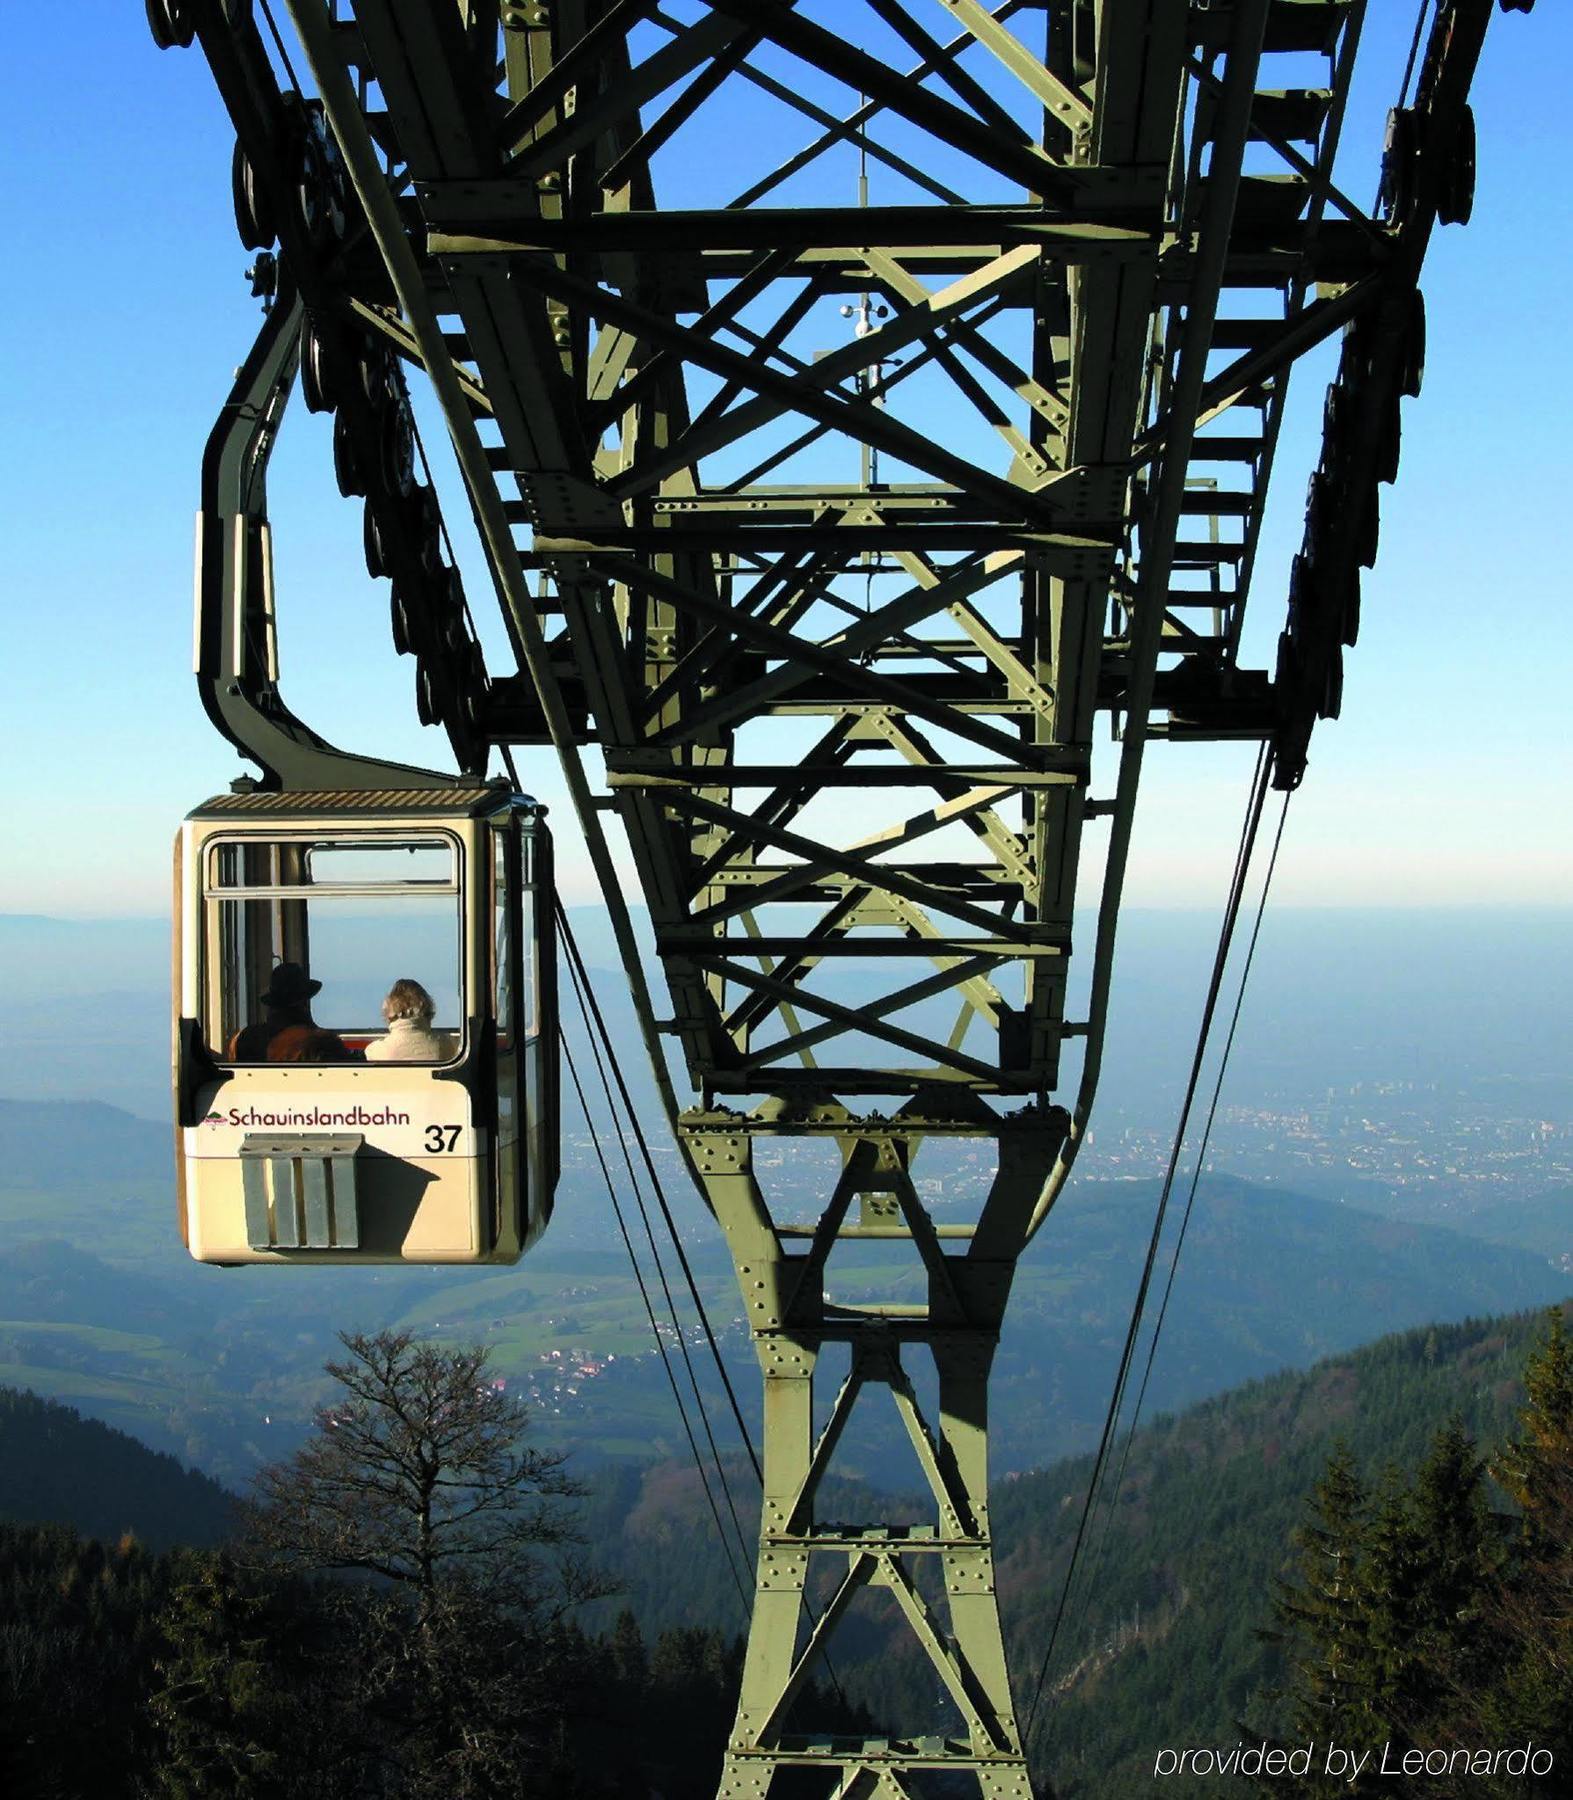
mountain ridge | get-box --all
[0,1383,236,1549]
[576,1301,1573,1797]
[0,1088,1568,1486]
[2,1272,1568,1796]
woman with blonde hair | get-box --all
[365,978,455,1062]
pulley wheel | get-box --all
[390,585,413,657]
[1342,315,1375,384]
[1321,381,1346,459]
[1320,643,1344,721]
[357,341,395,411]
[333,412,365,498]
[417,662,443,727]
[1401,290,1426,400]
[146,0,195,49]
[394,483,437,573]
[380,402,415,499]
[1355,487,1379,571]
[364,501,390,580]
[1438,105,1476,227]
[1379,108,1420,224]
[1340,568,1362,651]
[292,118,345,251]
[408,486,444,576]
[459,646,486,733]
[232,140,275,251]
[1376,395,1401,486]
[301,315,339,415]
[1304,470,1332,548]
[440,564,466,628]
[1286,551,1310,629]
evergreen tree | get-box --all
[1356,1466,1423,1754]
[1464,1312,1573,1784]
[145,1554,362,1798]
[1350,1423,1496,1771]
[1262,1323,1571,1800]
[610,1607,648,1688]
[1405,1419,1495,1718]
[1492,1309,1573,1540]
[1271,1443,1376,1765]
[1264,1427,1497,1796]
[0,1522,176,1797]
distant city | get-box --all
[527,1064,1573,1444]
[552,1069,1573,1244]
[1085,1082,1571,1226]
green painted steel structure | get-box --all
[157,1,1523,1792]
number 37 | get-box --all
[424,1124,461,1153]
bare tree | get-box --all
[252,1330,587,1617]
[244,1331,607,1799]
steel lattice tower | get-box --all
[155,1,1514,1792]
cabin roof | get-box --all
[187,785,518,821]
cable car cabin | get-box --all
[174,786,557,1265]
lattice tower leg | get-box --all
[688,1108,1061,1800]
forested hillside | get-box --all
[580,1302,1573,1797]
[0,1386,235,1549]
[0,1335,854,1800]
[0,1522,191,1794]
[996,1306,1569,1797]
[2,1302,1568,1796]
[0,1517,799,1800]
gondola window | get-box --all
[204,835,463,1062]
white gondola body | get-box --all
[174,787,556,1265]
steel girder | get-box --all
[163,1,1511,1793]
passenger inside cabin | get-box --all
[227,962,353,1063]
[365,977,455,1063]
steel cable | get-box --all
[1399,0,1433,111]
[559,923,757,1576]
[557,902,764,1484]
[1069,747,1273,1601]
[559,1027,753,1619]
[500,763,855,1704]
[556,900,860,1709]
[1075,781,1292,1646]
[258,0,305,97]
[1022,744,1274,1739]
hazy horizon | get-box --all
[7,906,1568,1142]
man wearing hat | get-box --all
[227,962,352,1063]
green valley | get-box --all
[1,1097,1568,1489]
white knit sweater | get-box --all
[364,1017,457,1062]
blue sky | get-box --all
[2,5,1569,918]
